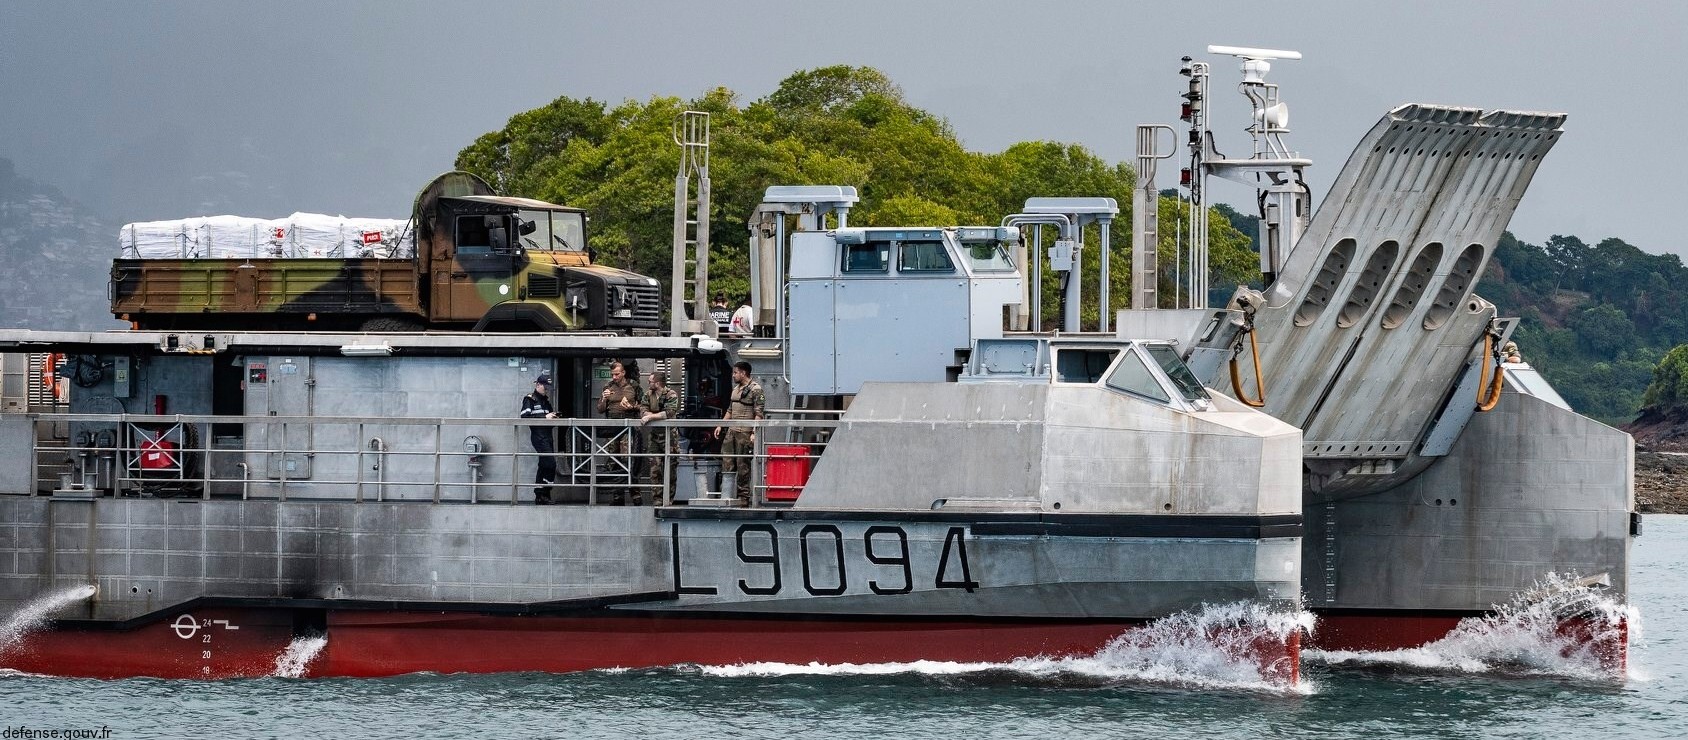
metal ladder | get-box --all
[669,111,712,335]
[1132,125,1175,309]
[25,352,72,491]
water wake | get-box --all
[272,634,328,678]
[0,585,96,655]
[698,602,1314,693]
[1307,573,1636,681]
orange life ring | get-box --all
[41,353,64,401]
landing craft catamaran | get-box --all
[0,46,1632,682]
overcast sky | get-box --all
[2,1,1681,254]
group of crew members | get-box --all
[520,357,763,506]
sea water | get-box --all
[2,517,1684,739]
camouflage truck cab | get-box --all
[112,171,662,333]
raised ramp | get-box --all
[1242,105,1565,496]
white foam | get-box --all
[1306,573,1635,681]
[697,602,1315,693]
[271,635,328,678]
[0,585,96,655]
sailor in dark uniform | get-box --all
[521,373,559,504]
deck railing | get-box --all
[9,411,840,508]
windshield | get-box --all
[552,212,585,251]
[960,241,1015,272]
[517,210,551,251]
[897,240,954,272]
[517,210,586,252]
[1144,344,1211,402]
[1104,349,1171,403]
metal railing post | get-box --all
[661,424,671,507]
[432,422,442,504]
[586,424,598,506]
[279,422,289,502]
[29,417,39,494]
[751,427,763,507]
[200,421,211,500]
[355,422,365,503]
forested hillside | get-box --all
[1480,232,1686,423]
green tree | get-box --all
[1570,303,1638,359]
[1641,344,1688,416]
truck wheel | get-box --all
[360,317,424,332]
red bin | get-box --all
[139,436,178,470]
[765,444,812,502]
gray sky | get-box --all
[2,1,1680,254]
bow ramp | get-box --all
[1243,104,1565,497]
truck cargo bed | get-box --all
[111,259,423,329]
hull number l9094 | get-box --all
[671,523,979,597]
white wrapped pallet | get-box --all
[342,217,415,258]
[286,212,345,258]
[259,218,289,257]
[121,213,414,260]
[195,215,270,258]
[120,220,190,258]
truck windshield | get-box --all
[516,210,586,252]
[517,210,551,251]
[552,212,585,251]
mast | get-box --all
[669,111,712,336]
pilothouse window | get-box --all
[1144,344,1211,402]
[1055,349,1118,383]
[1105,349,1172,403]
[962,241,1015,272]
[897,240,955,273]
[842,243,890,273]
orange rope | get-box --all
[1229,328,1267,408]
[1476,333,1505,412]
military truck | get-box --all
[110,172,662,333]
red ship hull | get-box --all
[0,607,1302,683]
[1312,611,1629,674]
[2,606,1625,682]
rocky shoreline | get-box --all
[1636,451,1688,515]
[1623,411,1688,514]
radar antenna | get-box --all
[1133,44,1311,308]
[1194,45,1310,288]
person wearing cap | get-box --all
[1502,341,1522,364]
[520,373,559,504]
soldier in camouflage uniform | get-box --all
[595,360,644,504]
[715,361,764,500]
[639,370,681,497]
